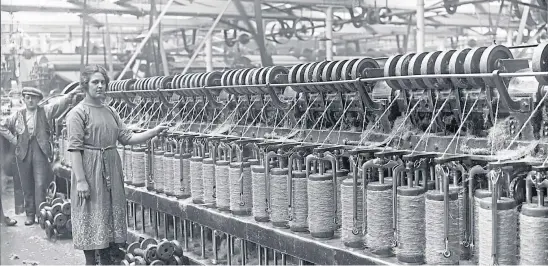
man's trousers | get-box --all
[14,138,53,217]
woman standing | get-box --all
[66,65,167,265]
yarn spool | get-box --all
[473,189,491,262]
[131,146,146,187]
[289,171,308,232]
[153,150,165,193]
[270,168,290,228]
[251,164,269,222]
[229,162,252,216]
[308,172,336,239]
[118,145,126,180]
[424,190,461,264]
[341,177,364,248]
[190,156,204,204]
[396,185,425,263]
[520,201,548,264]
[478,197,517,265]
[181,153,192,198]
[125,146,133,184]
[328,169,349,227]
[172,153,184,198]
[163,151,174,196]
[145,147,154,191]
[215,160,231,211]
[366,180,394,257]
[202,158,216,207]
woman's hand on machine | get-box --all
[152,123,170,135]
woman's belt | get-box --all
[83,144,117,190]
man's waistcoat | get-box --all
[14,107,52,161]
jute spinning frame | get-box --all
[54,42,548,264]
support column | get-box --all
[325,6,333,61]
[205,33,213,72]
[416,0,425,53]
[104,14,114,79]
[515,0,531,45]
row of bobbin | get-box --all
[214,138,234,212]
[203,137,221,208]
[522,165,548,265]
[250,141,280,223]
[150,135,166,194]
[265,142,296,228]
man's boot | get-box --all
[2,216,17,226]
[24,215,35,226]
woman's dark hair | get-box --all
[80,65,109,91]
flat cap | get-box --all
[21,87,44,99]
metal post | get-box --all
[416,0,425,53]
[104,14,114,79]
[79,0,87,72]
[205,33,213,72]
[325,6,333,61]
[515,0,531,45]
[180,0,233,76]
[159,35,170,76]
[116,0,177,81]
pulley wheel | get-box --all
[384,54,403,90]
[408,52,429,89]
[289,64,305,93]
[251,67,265,94]
[304,62,320,93]
[331,60,349,93]
[296,63,313,93]
[395,53,416,90]
[205,71,222,87]
[266,66,289,94]
[480,44,513,87]
[245,68,261,94]
[341,59,359,92]
[231,69,246,94]
[61,81,80,95]
[464,46,487,87]
[225,70,239,95]
[221,70,235,94]
[320,61,339,92]
[312,61,331,92]
[352,57,380,86]
[126,79,136,92]
[257,67,272,94]
[449,48,472,89]
[171,75,181,89]
[532,41,548,85]
[237,68,253,94]
[434,50,456,89]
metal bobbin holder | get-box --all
[305,146,340,239]
[342,147,381,248]
[203,136,221,208]
[170,134,184,198]
[521,164,548,265]
[124,145,133,185]
[326,147,350,229]
[250,141,272,222]
[360,149,403,257]
[151,135,166,194]
[391,152,437,264]
[228,139,255,216]
[215,138,233,212]
[467,162,490,263]
[190,135,207,204]
[265,142,298,227]
[163,137,177,197]
[287,144,319,232]
[423,155,464,265]
[477,161,522,266]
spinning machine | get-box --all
[53,42,548,265]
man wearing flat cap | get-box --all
[0,87,79,225]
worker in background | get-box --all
[0,86,79,226]
[66,65,167,265]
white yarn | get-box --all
[289,175,308,231]
[153,154,165,193]
[215,162,230,210]
[519,210,548,265]
[229,163,252,214]
[478,199,518,266]
[144,149,151,189]
[190,157,204,202]
[163,154,174,195]
[307,178,335,237]
[341,180,363,246]
[131,150,146,186]
[425,195,460,265]
[270,170,289,226]
[251,166,268,221]
[172,155,183,197]
[181,156,191,197]
[396,193,425,262]
[202,160,216,205]
[366,187,393,255]
[126,148,133,183]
